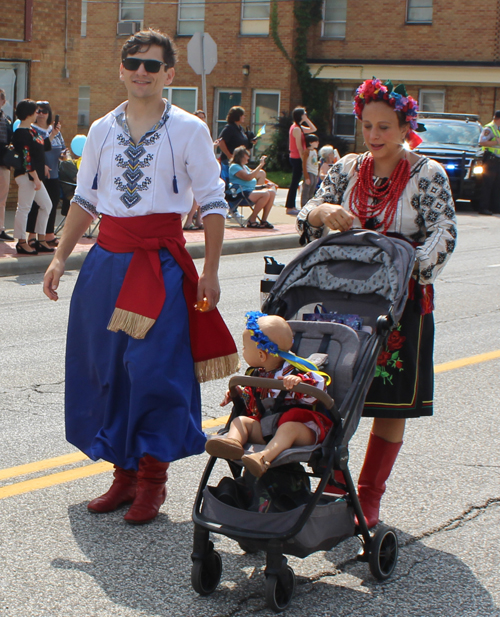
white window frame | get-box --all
[419,89,445,113]
[322,0,347,39]
[214,89,242,138]
[163,86,198,113]
[177,0,205,36]
[333,87,355,141]
[406,0,433,24]
[119,0,144,22]
[0,61,28,120]
[81,0,88,37]
[240,0,271,36]
[78,85,91,127]
[251,89,281,158]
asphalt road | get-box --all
[0,212,499,617]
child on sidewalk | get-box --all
[205,311,332,478]
[301,134,320,208]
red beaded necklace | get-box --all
[349,153,411,234]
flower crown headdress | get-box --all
[245,311,331,384]
[353,78,419,130]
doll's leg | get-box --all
[241,422,315,477]
[205,417,265,460]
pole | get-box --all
[201,33,207,114]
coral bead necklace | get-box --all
[349,153,410,234]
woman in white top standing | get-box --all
[297,78,457,529]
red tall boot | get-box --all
[323,469,347,496]
[87,466,137,513]
[357,433,402,528]
[124,454,169,525]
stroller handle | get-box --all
[228,376,335,410]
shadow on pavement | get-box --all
[52,505,498,616]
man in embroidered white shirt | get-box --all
[43,29,236,525]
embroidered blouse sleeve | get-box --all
[72,121,101,219]
[185,121,228,218]
[413,159,458,284]
[296,153,358,244]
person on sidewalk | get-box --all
[478,110,500,215]
[0,88,14,241]
[297,78,457,528]
[43,29,238,525]
[12,99,54,255]
[285,107,317,216]
[300,134,320,208]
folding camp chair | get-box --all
[225,183,261,228]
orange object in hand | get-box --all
[194,298,210,312]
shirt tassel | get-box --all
[195,353,240,384]
[107,307,155,340]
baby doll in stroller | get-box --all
[205,311,333,477]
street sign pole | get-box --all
[187,32,217,114]
[201,34,207,116]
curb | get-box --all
[0,233,300,277]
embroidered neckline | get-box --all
[115,99,171,146]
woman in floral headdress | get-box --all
[296,78,457,528]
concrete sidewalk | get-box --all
[0,188,300,276]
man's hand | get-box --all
[197,271,220,311]
[43,257,65,301]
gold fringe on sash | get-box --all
[107,308,156,340]
[195,353,240,383]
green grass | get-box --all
[266,171,292,188]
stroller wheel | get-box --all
[265,565,296,613]
[368,525,398,580]
[191,551,222,596]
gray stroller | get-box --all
[191,229,415,612]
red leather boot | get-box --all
[323,469,347,496]
[124,454,169,525]
[87,466,137,513]
[357,433,402,528]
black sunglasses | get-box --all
[122,58,166,73]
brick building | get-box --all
[2,0,500,206]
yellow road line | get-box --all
[0,462,113,500]
[1,349,499,501]
[0,452,88,481]
[434,349,500,373]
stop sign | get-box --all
[187,32,217,76]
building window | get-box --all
[241,0,270,36]
[119,0,144,22]
[419,90,445,112]
[215,90,242,137]
[407,0,433,23]
[178,0,205,36]
[322,0,347,39]
[78,86,91,127]
[81,0,88,37]
[334,88,355,140]
[0,61,28,120]
[251,90,280,158]
[163,87,198,113]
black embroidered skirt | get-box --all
[362,296,435,419]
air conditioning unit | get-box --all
[117,20,143,36]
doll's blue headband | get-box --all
[245,311,331,383]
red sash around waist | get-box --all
[97,213,239,383]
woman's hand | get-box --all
[52,122,61,137]
[34,179,42,191]
[45,165,51,179]
[315,203,355,232]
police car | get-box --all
[413,112,483,206]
